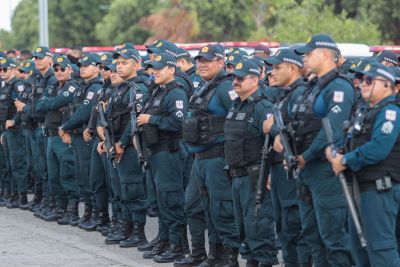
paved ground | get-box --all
[0,200,282,267]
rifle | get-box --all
[255,134,271,216]
[97,102,116,168]
[273,108,300,180]
[129,84,147,172]
[322,117,367,247]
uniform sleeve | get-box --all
[302,81,355,162]
[255,100,273,136]
[61,85,100,131]
[344,105,400,171]
[118,126,132,147]
[214,80,235,112]
[148,88,188,132]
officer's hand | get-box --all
[5,120,14,129]
[325,146,333,162]
[273,135,284,153]
[266,175,271,191]
[263,116,274,134]
[115,142,125,163]
[96,101,107,112]
[96,126,105,141]
[14,100,25,112]
[331,154,346,175]
[137,114,150,126]
[97,141,106,155]
[61,133,71,145]
[83,128,92,142]
[297,155,306,169]
[0,134,4,145]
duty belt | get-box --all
[229,167,248,178]
[46,128,59,137]
[194,143,224,160]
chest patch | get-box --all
[17,85,24,92]
[153,99,161,107]
[228,90,238,101]
[235,112,246,120]
[68,86,76,93]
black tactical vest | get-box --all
[353,100,400,183]
[0,79,16,123]
[292,70,353,153]
[19,81,34,128]
[182,75,228,146]
[224,96,265,168]
[32,72,54,121]
[142,81,182,146]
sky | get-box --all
[0,0,22,31]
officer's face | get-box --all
[54,65,71,82]
[233,75,259,97]
[303,49,325,74]
[153,66,175,85]
[110,71,123,86]
[116,57,138,80]
[196,57,224,81]
[0,67,15,81]
[33,56,52,72]
[254,52,269,59]
[271,63,293,87]
[80,65,99,80]
[360,75,389,103]
[99,64,111,80]
[226,64,235,74]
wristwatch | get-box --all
[341,157,347,166]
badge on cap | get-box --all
[201,47,209,53]
[56,57,63,63]
[0,59,6,64]
[101,54,107,60]
[121,49,127,53]
[26,63,30,67]
[364,64,371,71]
[236,63,243,70]
[36,47,42,52]
[156,42,163,48]
[306,36,312,43]
[83,56,88,61]
[275,50,281,56]
[228,56,234,61]
[351,63,356,68]
[155,55,162,61]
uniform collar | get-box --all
[288,77,305,90]
[374,95,396,109]
[43,68,54,79]
[161,80,177,91]
[235,89,261,104]
[6,76,18,85]
[186,66,196,76]
[85,75,102,86]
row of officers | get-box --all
[0,34,400,267]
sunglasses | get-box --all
[361,76,387,86]
[99,65,110,71]
[53,67,66,73]
[0,67,10,73]
[233,76,252,83]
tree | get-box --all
[268,0,381,45]
[95,0,157,46]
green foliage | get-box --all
[9,0,38,49]
[95,0,157,45]
[269,0,381,45]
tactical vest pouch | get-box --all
[182,117,199,144]
[0,104,9,122]
[143,124,159,145]
[111,116,122,134]
[224,140,245,167]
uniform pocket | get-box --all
[165,190,184,210]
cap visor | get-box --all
[264,56,282,66]
[232,70,247,78]
[294,45,313,55]
[145,61,164,70]
[32,53,45,59]
[356,70,378,79]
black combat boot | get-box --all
[18,192,28,209]
[138,235,160,252]
[104,220,132,244]
[6,194,19,209]
[119,222,147,247]
[173,245,207,267]
[57,201,79,225]
[154,243,185,263]
[43,207,67,222]
[100,216,117,236]
[143,240,169,259]
[21,188,42,210]
[218,247,239,267]
[245,259,259,267]
[72,203,91,227]
[197,243,224,267]
[80,206,104,231]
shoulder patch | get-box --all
[381,121,394,134]
[17,85,24,92]
[385,109,396,121]
[136,93,142,100]
[175,110,184,118]
[176,100,184,109]
[86,91,94,100]
[63,91,69,97]
[228,90,238,101]
[68,86,76,93]
[83,99,90,105]
[97,89,103,94]
[331,105,342,114]
[333,91,344,103]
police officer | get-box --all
[281,34,354,266]
[80,52,114,232]
[176,48,202,89]
[183,44,241,266]
[252,44,271,59]
[58,53,103,226]
[100,48,148,247]
[263,49,312,267]
[16,46,57,218]
[225,59,278,267]
[138,53,187,263]
[328,62,400,266]
[225,54,242,75]
[0,57,29,208]
[376,50,399,67]
[35,55,80,223]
